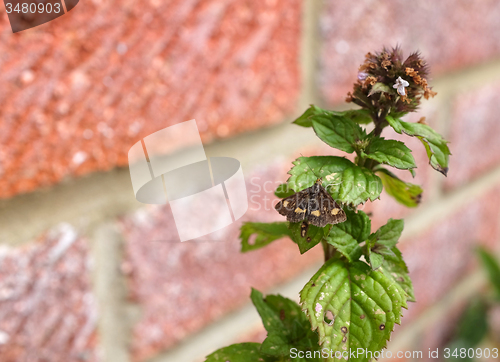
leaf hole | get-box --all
[247,234,257,246]
[323,310,334,325]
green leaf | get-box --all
[369,219,404,248]
[286,156,382,206]
[289,222,327,254]
[386,115,450,176]
[293,106,373,128]
[377,168,423,207]
[240,222,292,252]
[367,244,397,271]
[261,335,322,362]
[323,209,371,263]
[300,260,408,361]
[286,156,353,192]
[275,183,295,198]
[337,165,383,206]
[325,227,362,262]
[385,115,404,133]
[372,244,397,258]
[204,342,271,362]
[342,109,373,124]
[366,220,404,271]
[251,289,321,360]
[334,209,371,243]
[312,114,365,153]
[368,82,392,97]
[251,289,292,333]
[476,246,500,299]
[381,247,416,302]
[369,252,385,270]
[293,104,330,127]
[454,299,489,346]
[362,138,416,170]
[445,299,489,361]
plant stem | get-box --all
[322,240,337,262]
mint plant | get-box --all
[204,47,450,362]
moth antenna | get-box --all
[299,153,321,180]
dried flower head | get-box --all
[349,46,437,115]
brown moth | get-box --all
[275,178,347,228]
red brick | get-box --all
[0,224,98,362]
[121,161,323,361]
[0,0,301,199]
[119,141,417,360]
[319,0,500,104]
[120,141,497,359]
[399,186,500,321]
[445,83,500,189]
[384,188,500,353]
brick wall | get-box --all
[1,1,500,361]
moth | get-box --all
[275,178,347,232]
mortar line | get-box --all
[297,0,324,110]
[89,222,134,362]
[431,58,500,96]
[403,163,500,241]
[2,61,500,247]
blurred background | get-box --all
[1,0,500,361]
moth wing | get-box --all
[307,186,346,227]
[275,190,309,223]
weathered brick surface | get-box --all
[319,0,500,104]
[120,134,450,360]
[400,186,500,321]
[445,83,500,189]
[382,187,500,354]
[0,224,98,362]
[121,161,323,361]
[0,0,301,199]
